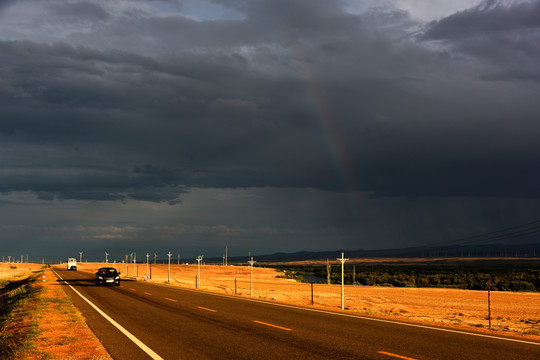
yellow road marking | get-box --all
[378,351,417,360]
[197,306,217,312]
[129,288,136,291]
[144,292,152,296]
[253,320,292,331]
[164,297,177,302]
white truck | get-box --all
[67,257,77,271]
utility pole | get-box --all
[146,253,150,280]
[337,252,348,310]
[178,253,180,265]
[154,253,157,264]
[225,245,228,266]
[79,252,83,263]
[133,252,136,278]
[327,259,331,285]
[105,252,109,264]
[248,257,256,297]
[196,255,203,288]
[167,252,172,283]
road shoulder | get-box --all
[26,268,112,359]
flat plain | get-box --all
[78,258,540,339]
[2,258,538,359]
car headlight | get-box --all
[115,276,120,280]
[98,276,103,280]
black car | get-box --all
[95,267,120,286]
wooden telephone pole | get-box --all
[327,259,331,285]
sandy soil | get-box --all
[0,264,112,360]
[77,261,540,340]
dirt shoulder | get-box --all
[0,264,111,360]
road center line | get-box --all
[144,292,153,296]
[164,297,177,302]
[129,288,136,291]
[125,274,540,347]
[378,351,417,360]
[253,320,292,331]
[178,288,539,346]
[53,270,164,360]
[197,306,217,312]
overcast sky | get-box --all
[1,0,539,262]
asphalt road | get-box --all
[53,268,540,360]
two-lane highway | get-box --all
[53,268,540,360]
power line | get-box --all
[463,227,540,245]
[434,219,540,247]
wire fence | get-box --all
[0,284,31,306]
[0,272,41,307]
[169,274,540,335]
[71,263,540,336]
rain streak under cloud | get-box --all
[0,0,539,261]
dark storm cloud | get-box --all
[0,0,16,12]
[49,2,110,22]
[422,0,540,40]
[421,0,540,82]
[1,0,539,204]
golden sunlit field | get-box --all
[78,260,540,339]
[2,260,539,358]
[0,263,43,279]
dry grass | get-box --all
[3,261,538,359]
[0,264,112,360]
[0,263,44,281]
[0,267,42,359]
[78,261,540,340]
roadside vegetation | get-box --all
[1,265,112,359]
[0,272,43,359]
[275,264,540,292]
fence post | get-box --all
[488,279,492,330]
[235,278,237,295]
[311,283,314,305]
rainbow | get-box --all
[285,36,365,217]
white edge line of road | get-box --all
[53,270,164,360]
[148,281,540,347]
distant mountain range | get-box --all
[216,243,540,264]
